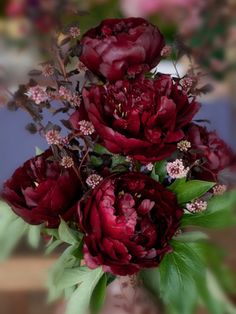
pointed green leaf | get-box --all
[47,246,78,302]
[58,219,79,245]
[66,267,104,314]
[35,146,44,156]
[174,231,208,242]
[0,201,28,260]
[90,274,107,314]
[28,225,42,248]
[90,156,103,167]
[139,268,160,296]
[181,190,236,229]
[159,241,204,313]
[151,160,167,183]
[45,239,63,255]
[93,144,111,155]
[169,180,215,204]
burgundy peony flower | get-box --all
[186,124,235,181]
[79,18,165,81]
[78,172,183,275]
[1,150,82,227]
[80,74,200,163]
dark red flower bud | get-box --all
[79,18,165,81]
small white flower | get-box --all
[180,77,193,91]
[146,163,154,171]
[59,86,81,107]
[79,120,95,136]
[42,64,54,77]
[177,140,191,152]
[161,45,172,57]
[71,94,81,107]
[59,86,73,102]
[166,159,189,179]
[60,156,74,168]
[45,130,61,145]
[186,200,207,213]
[69,26,81,38]
[26,86,48,104]
[213,184,227,196]
[86,174,103,189]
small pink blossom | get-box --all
[180,77,193,91]
[71,94,81,107]
[146,163,154,171]
[26,86,48,104]
[60,136,69,146]
[186,200,207,213]
[60,156,74,168]
[125,156,133,163]
[166,159,189,179]
[59,86,81,107]
[177,140,191,152]
[86,174,103,189]
[45,130,61,145]
[213,185,227,196]
[79,120,95,136]
[59,86,73,102]
[42,64,54,77]
[161,45,172,57]
[69,26,81,38]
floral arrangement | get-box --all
[1,17,236,314]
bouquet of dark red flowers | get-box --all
[1,17,236,314]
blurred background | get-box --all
[0,0,236,313]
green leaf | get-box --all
[139,268,160,297]
[66,267,104,314]
[174,231,209,242]
[0,200,28,260]
[58,219,79,245]
[56,266,90,291]
[90,274,107,314]
[197,273,223,314]
[159,241,204,314]
[169,180,215,204]
[93,144,111,155]
[45,239,63,255]
[27,225,42,248]
[168,178,186,192]
[111,155,128,169]
[43,228,59,239]
[47,245,78,302]
[151,160,167,183]
[35,146,44,156]
[90,156,103,167]
[181,190,236,229]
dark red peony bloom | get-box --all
[78,173,183,275]
[186,124,235,181]
[79,18,165,81]
[2,150,82,227]
[81,74,200,163]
